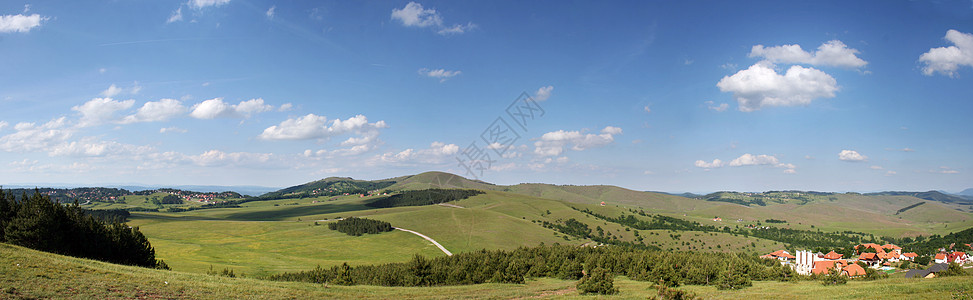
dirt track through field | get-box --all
[394,227,453,256]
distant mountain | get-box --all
[959,188,973,197]
[865,191,973,205]
[261,176,397,198]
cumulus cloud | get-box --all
[749,40,867,69]
[717,62,838,112]
[278,103,294,112]
[190,0,231,9]
[919,29,973,77]
[695,153,796,173]
[373,141,459,164]
[49,137,151,157]
[534,126,621,157]
[391,2,475,35]
[418,68,461,82]
[0,13,46,33]
[0,117,73,153]
[535,86,554,101]
[120,99,187,124]
[838,150,867,162]
[72,98,135,127]
[258,114,388,142]
[189,98,274,119]
[391,2,442,27]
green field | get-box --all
[3,243,971,299]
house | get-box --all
[934,253,947,264]
[947,251,968,264]
[713,217,722,222]
[760,250,796,261]
[823,250,843,260]
[842,263,866,278]
[902,252,918,261]
[859,252,880,266]
[905,263,950,279]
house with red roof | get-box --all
[902,252,918,261]
[823,250,843,260]
[947,251,969,264]
[842,263,866,278]
[760,250,796,261]
[934,253,947,264]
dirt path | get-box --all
[394,227,453,256]
[437,203,464,209]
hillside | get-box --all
[4,242,972,299]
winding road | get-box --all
[395,227,453,256]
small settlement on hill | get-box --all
[761,243,972,278]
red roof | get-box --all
[824,250,843,260]
[762,250,795,259]
[903,252,918,258]
[935,253,946,260]
[843,264,866,277]
[882,244,902,250]
[859,253,877,260]
[812,261,837,275]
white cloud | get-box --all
[694,159,723,168]
[160,127,187,134]
[391,2,442,27]
[869,165,883,170]
[190,0,231,9]
[391,2,475,35]
[266,5,276,19]
[838,150,867,162]
[278,103,294,112]
[373,141,459,164]
[919,29,973,77]
[189,98,233,119]
[0,117,73,153]
[534,126,621,157]
[437,22,477,35]
[189,98,273,119]
[535,86,554,101]
[885,170,897,176]
[643,105,651,113]
[704,101,729,112]
[695,153,796,173]
[933,166,959,174]
[234,98,273,117]
[749,40,867,69]
[0,13,46,33]
[0,121,8,131]
[717,62,838,112]
[120,99,187,124]
[167,7,183,23]
[258,114,388,141]
[728,153,779,167]
[100,83,141,97]
[72,98,135,127]
[418,68,461,82]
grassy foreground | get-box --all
[4,242,973,299]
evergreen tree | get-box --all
[577,267,617,295]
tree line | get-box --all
[268,243,794,290]
[365,189,483,208]
[328,217,393,236]
[0,189,166,269]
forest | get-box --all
[269,243,793,290]
[328,217,393,236]
[365,189,483,208]
[0,189,165,269]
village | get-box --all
[760,243,972,279]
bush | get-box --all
[820,267,847,286]
[577,267,617,295]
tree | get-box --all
[820,267,847,286]
[577,267,617,295]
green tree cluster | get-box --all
[365,189,483,208]
[0,190,165,268]
[327,217,393,236]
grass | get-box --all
[128,216,446,277]
[4,242,971,299]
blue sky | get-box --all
[1,1,971,193]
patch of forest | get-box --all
[0,190,166,269]
[895,202,925,215]
[327,217,393,236]
[365,189,483,208]
[258,179,397,200]
[269,244,794,290]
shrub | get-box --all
[577,267,617,295]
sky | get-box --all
[1,1,972,193]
